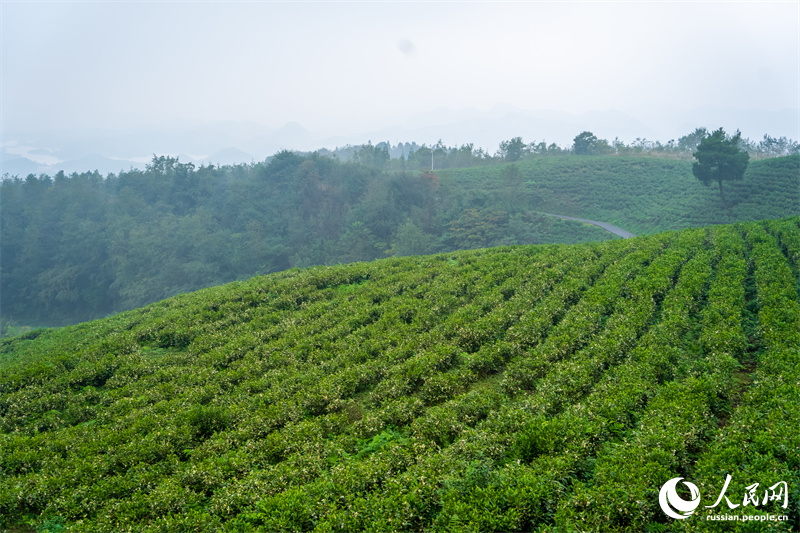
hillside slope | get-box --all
[1,217,799,532]
[439,154,799,235]
[3,154,796,328]
[1,153,617,328]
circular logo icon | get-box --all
[659,477,701,520]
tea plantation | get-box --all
[439,154,800,235]
[1,217,798,532]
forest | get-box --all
[0,151,610,328]
[0,217,798,531]
[1,135,798,329]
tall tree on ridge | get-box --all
[692,128,749,208]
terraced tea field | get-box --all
[1,217,798,532]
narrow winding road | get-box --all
[541,212,636,239]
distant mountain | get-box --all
[1,152,147,178]
[54,154,145,175]
[263,121,314,149]
[0,156,45,177]
[2,106,796,175]
[205,147,255,166]
[669,106,799,143]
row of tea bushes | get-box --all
[1,218,798,531]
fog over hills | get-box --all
[2,105,797,177]
[4,2,797,178]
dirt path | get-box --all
[541,212,636,239]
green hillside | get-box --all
[1,217,798,531]
[3,154,796,328]
[439,154,799,235]
[1,153,617,328]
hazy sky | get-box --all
[2,1,799,138]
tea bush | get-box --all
[1,218,798,531]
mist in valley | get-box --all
[2,2,797,175]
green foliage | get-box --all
[185,405,231,441]
[1,154,617,327]
[437,154,799,236]
[4,150,796,327]
[573,131,599,155]
[386,220,437,257]
[498,137,526,162]
[692,128,751,207]
[447,209,510,249]
[356,428,409,460]
[0,218,798,532]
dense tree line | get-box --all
[1,152,612,327]
[3,128,794,329]
[564,128,797,159]
[327,129,798,171]
[322,140,497,170]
